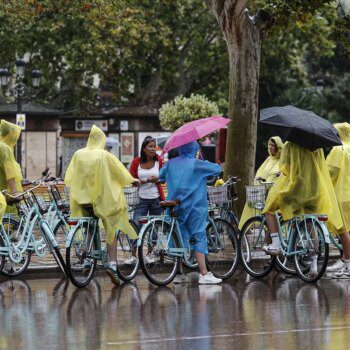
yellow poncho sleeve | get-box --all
[0,192,6,224]
[0,143,23,192]
[325,122,350,234]
[65,125,138,243]
[0,119,23,193]
[239,136,283,229]
[262,142,342,230]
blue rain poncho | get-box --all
[159,142,221,254]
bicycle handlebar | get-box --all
[207,174,241,186]
[3,169,55,199]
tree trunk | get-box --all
[224,17,262,215]
[206,0,272,215]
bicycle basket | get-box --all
[124,187,140,206]
[64,186,70,200]
[246,185,266,210]
[207,184,230,205]
[16,200,31,216]
[50,185,62,203]
[28,192,48,214]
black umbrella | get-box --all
[259,105,342,151]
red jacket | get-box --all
[129,155,165,201]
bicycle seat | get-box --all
[82,203,96,216]
[160,200,180,208]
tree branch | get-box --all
[205,0,248,40]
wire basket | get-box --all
[28,192,48,214]
[246,185,266,210]
[64,186,70,201]
[207,183,232,206]
[16,200,31,216]
[50,184,69,210]
[124,187,140,206]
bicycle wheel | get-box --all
[292,219,329,282]
[182,248,198,270]
[206,218,239,279]
[0,235,6,273]
[239,216,275,278]
[66,226,98,288]
[1,217,31,277]
[138,219,179,286]
[219,207,240,238]
[275,221,297,275]
[53,218,69,241]
[116,220,139,282]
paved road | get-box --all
[0,270,349,350]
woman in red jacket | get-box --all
[127,136,165,264]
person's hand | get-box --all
[255,176,266,182]
[148,176,159,183]
[5,192,22,205]
[132,179,141,187]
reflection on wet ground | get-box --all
[0,270,350,349]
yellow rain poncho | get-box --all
[0,120,23,193]
[262,142,343,230]
[0,192,6,223]
[65,125,138,243]
[239,136,283,229]
[0,120,23,217]
[326,122,350,235]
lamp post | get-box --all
[0,59,41,166]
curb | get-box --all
[3,252,341,280]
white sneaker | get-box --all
[334,267,350,279]
[124,256,138,265]
[198,271,222,284]
[145,254,157,264]
[173,274,189,284]
[261,244,282,256]
[326,259,345,272]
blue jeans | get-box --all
[133,198,162,228]
[133,198,162,248]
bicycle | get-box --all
[241,176,297,275]
[44,178,70,236]
[239,181,330,282]
[137,199,239,286]
[65,187,140,288]
[1,174,67,277]
[207,175,241,237]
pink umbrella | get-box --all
[162,115,230,154]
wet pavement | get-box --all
[0,270,350,350]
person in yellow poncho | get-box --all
[65,125,140,285]
[239,136,283,229]
[326,122,350,278]
[261,141,343,275]
[0,120,23,218]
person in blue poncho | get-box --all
[159,141,222,284]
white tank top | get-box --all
[138,161,160,199]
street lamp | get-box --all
[0,60,41,166]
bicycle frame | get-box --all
[65,217,105,264]
[137,213,225,265]
[251,212,330,257]
[45,200,69,232]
